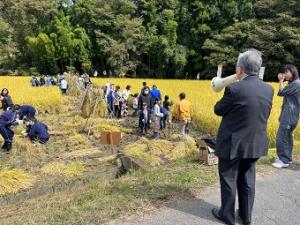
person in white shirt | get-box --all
[60,77,68,95]
[122,85,131,101]
[153,98,164,139]
[132,93,139,116]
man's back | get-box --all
[215,76,274,159]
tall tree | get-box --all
[202,0,300,80]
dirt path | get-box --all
[116,165,300,225]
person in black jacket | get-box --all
[212,49,274,225]
[0,88,14,111]
[138,87,153,111]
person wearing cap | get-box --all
[173,92,192,134]
[15,104,36,120]
[23,118,49,144]
[0,106,19,151]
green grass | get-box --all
[0,147,299,225]
[0,160,218,225]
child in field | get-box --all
[113,85,123,119]
[132,93,139,116]
[15,104,36,120]
[161,95,171,128]
[121,101,128,117]
[139,103,151,134]
[0,88,14,111]
[153,98,164,139]
[23,118,49,144]
[173,92,192,135]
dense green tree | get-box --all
[1,0,300,79]
[203,0,300,80]
[26,33,57,74]
[71,0,147,76]
[26,14,91,74]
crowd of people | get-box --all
[0,88,49,152]
[102,81,193,139]
[30,73,93,95]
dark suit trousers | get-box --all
[218,157,258,224]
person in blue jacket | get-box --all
[24,118,49,144]
[150,85,161,102]
[15,104,36,120]
[0,107,18,151]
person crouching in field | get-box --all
[153,98,164,139]
[0,106,19,152]
[15,104,36,120]
[0,88,14,111]
[173,92,192,134]
[272,65,300,168]
[23,118,49,144]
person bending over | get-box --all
[23,118,49,144]
[0,106,19,151]
[15,104,36,120]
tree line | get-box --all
[0,0,299,80]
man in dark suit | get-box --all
[212,49,274,225]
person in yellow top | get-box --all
[173,92,192,134]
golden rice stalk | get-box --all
[41,162,86,178]
[0,169,35,196]
[65,76,82,97]
[123,143,162,166]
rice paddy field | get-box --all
[0,75,300,225]
[91,78,287,147]
[0,76,293,148]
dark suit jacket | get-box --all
[214,75,274,160]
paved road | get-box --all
[117,166,300,225]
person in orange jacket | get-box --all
[173,92,192,134]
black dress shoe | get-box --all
[212,208,234,225]
[236,209,251,225]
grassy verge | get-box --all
[0,148,299,225]
[0,160,217,225]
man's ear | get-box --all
[236,67,244,80]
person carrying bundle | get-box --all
[15,104,36,120]
[23,118,49,144]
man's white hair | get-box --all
[237,48,262,75]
